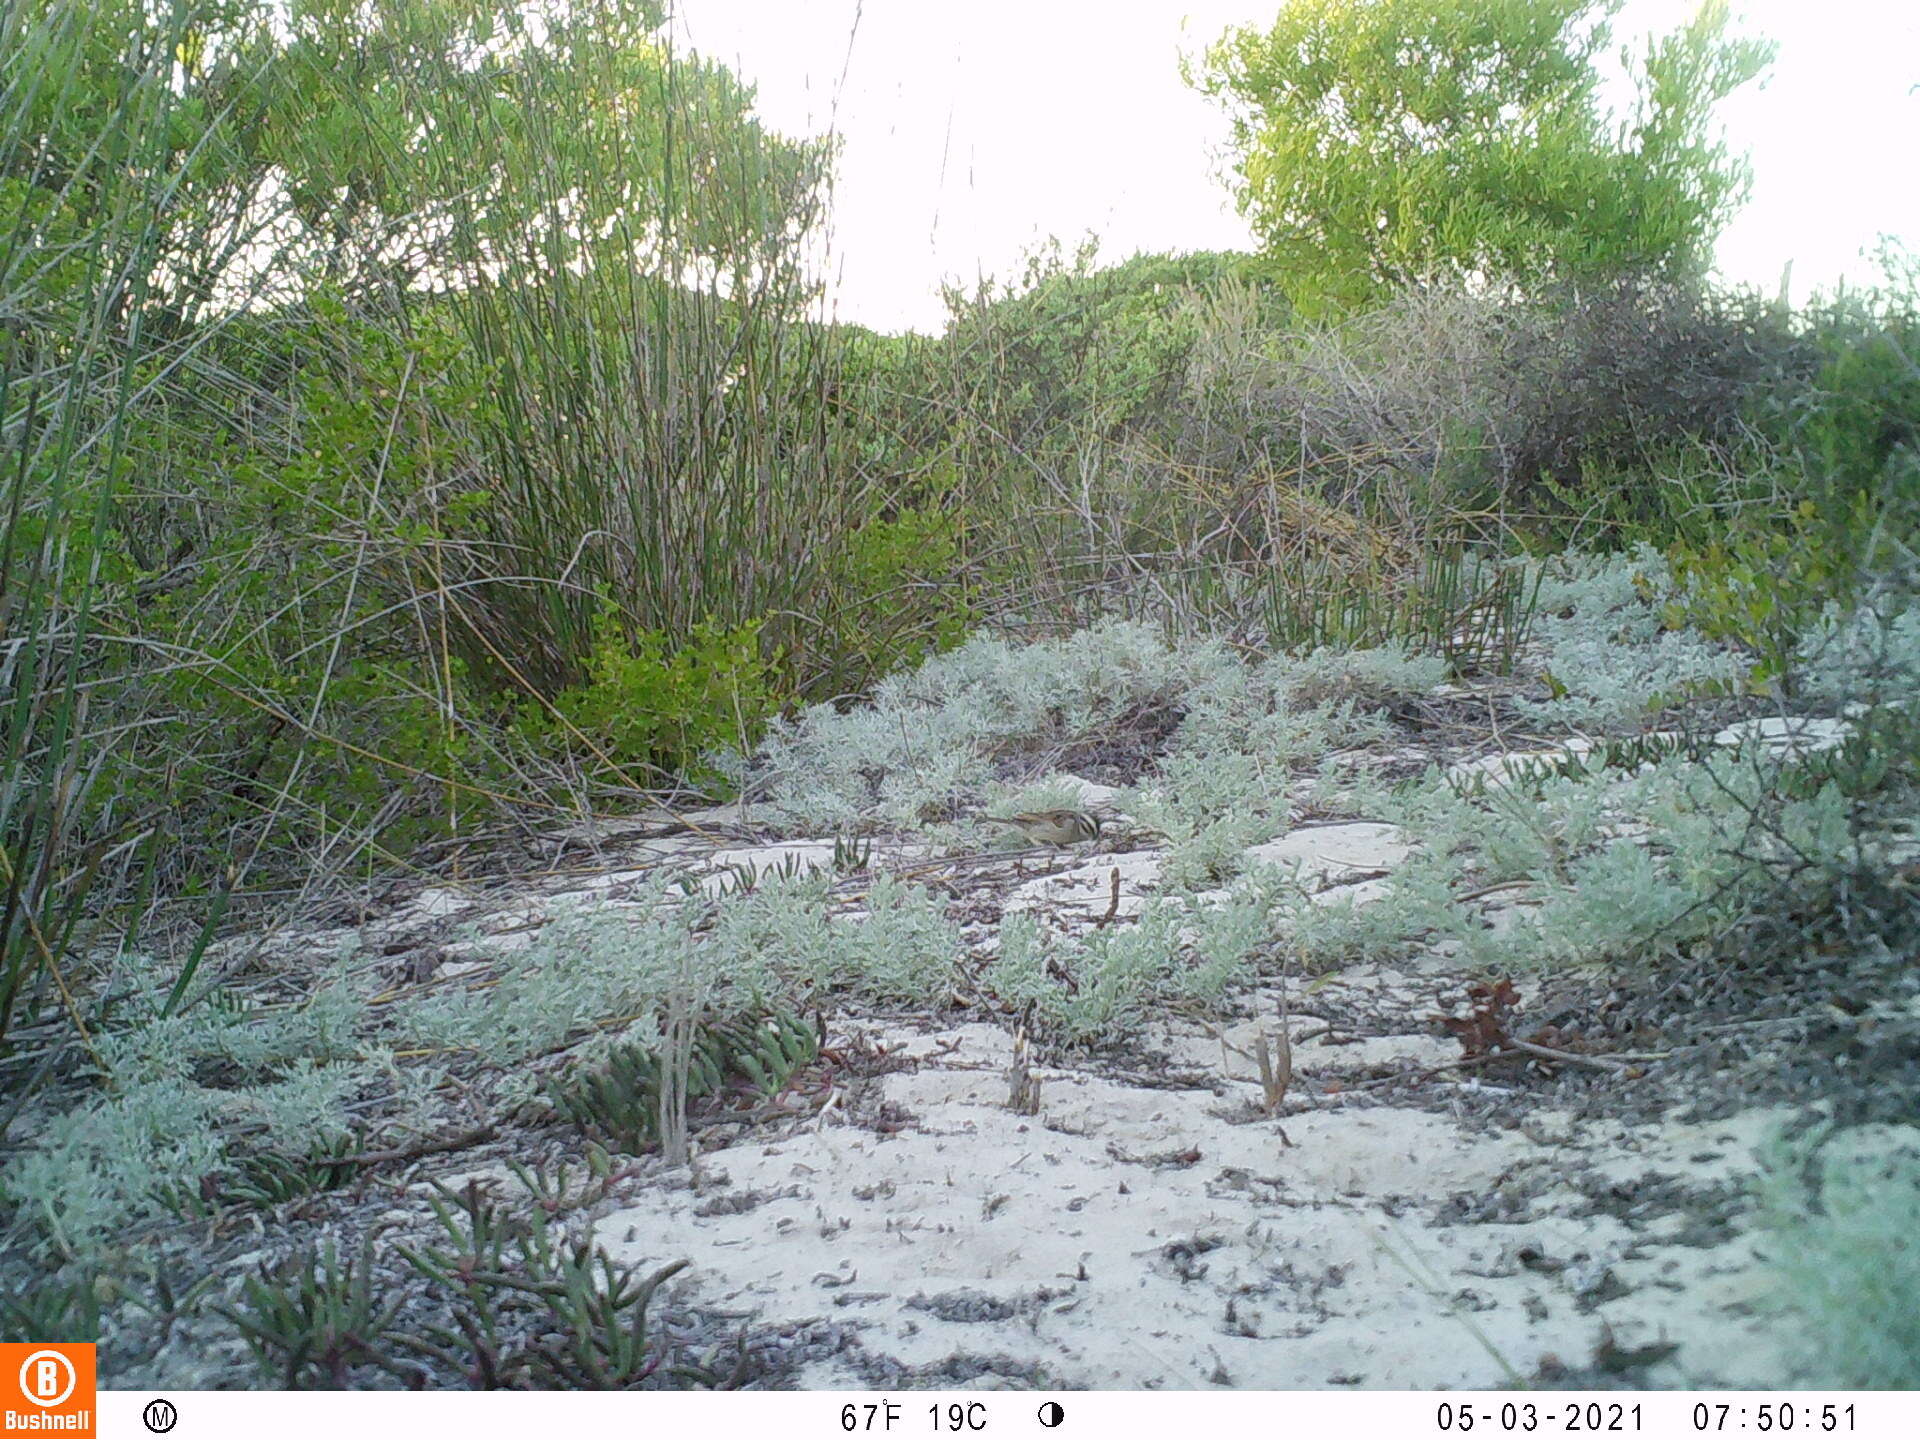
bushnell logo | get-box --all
[2,1344,96,1439]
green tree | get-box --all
[3,0,828,329]
[1188,0,1772,313]
[250,0,829,304]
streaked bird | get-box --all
[982,808,1103,847]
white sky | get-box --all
[671,1,1918,334]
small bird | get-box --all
[982,808,1102,847]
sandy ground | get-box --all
[101,763,1915,1391]
[591,1009,1795,1390]
[503,815,1857,1391]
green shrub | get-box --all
[1795,316,1920,498]
[1670,467,1918,696]
[525,610,774,783]
[809,496,978,695]
[1720,262,1920,625]
[987,873,1283,1045]
[543,1009,818,1155]
[928,243,1285,447]
[1762,1137,1920,1387]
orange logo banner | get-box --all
[0,1345,95,1440]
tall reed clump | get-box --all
[1,0,280,1057]
[388,6,845,686]
[276,0,978,781]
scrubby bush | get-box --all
[522,613,774,785]
[1762,1137,1920,1387]
[988,873,1283,1044]
[744,620,1223,831]
[1172,277,1806,524]
[1502,277,1806,505]
[1521,547,1747,721]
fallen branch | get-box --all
[334,1124,497,1169]
[1343,1038,1666,1092]
[1503,1037,1628,1074]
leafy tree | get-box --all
[1187,0,1772,313]
[250,0,829,304]
[1,0,285,337]
[4,0,828,331]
